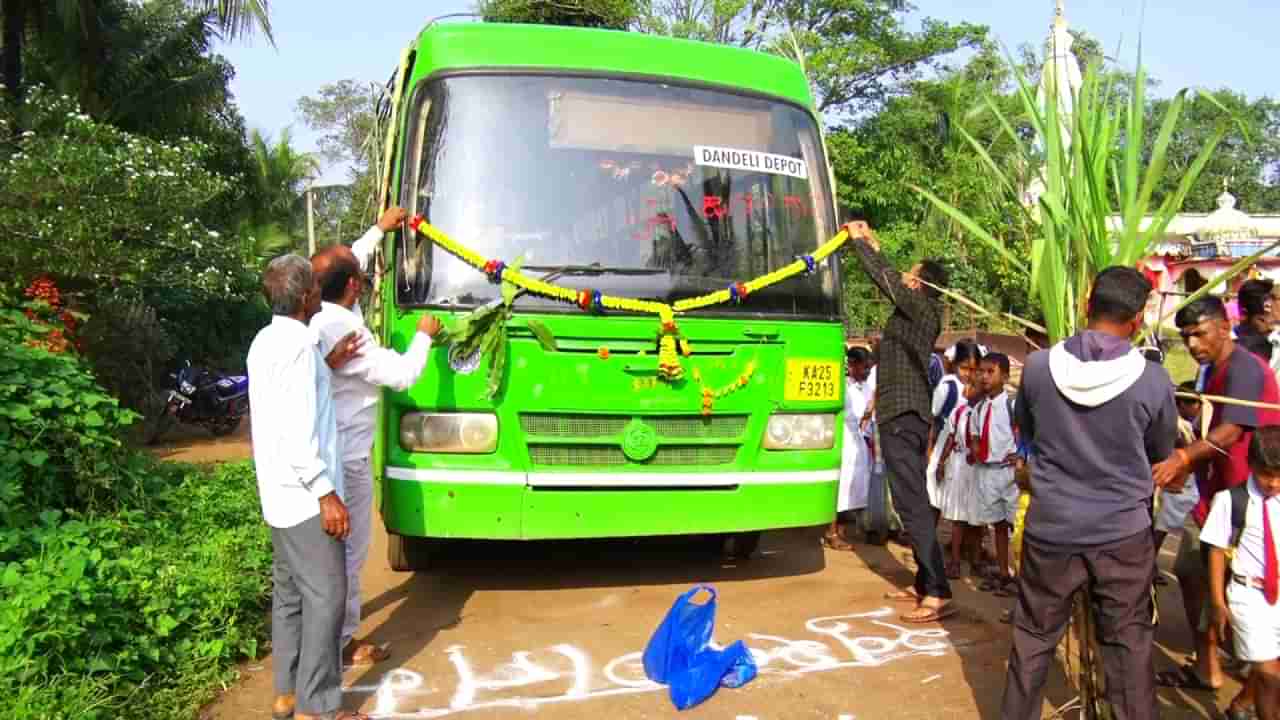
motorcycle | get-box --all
[148,361,250,444]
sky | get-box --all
[216,0,1280,185]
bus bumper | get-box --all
[380,469,838,540]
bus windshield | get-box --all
[398,74,839,317]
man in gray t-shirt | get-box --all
[1001,267,1177,720]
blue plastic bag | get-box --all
[642,585,757,710]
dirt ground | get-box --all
[174,429,1242,719]
[147,417,253,464]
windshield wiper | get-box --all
[523,264,669,277]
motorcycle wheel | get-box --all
[146,405,177,445]
[209,416,242,437]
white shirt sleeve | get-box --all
[350,225,384,272]
[280,345,335,498]
[336,325,432,392]
[1200,487,1235,550]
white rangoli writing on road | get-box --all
[344,607,950,718]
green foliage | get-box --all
[642,0,986,116]
[242,127,321,257]
[296,79,384,246]
[0,305,140,526]
[0,462,273,720]
[830,44,1034,330]
[919,50,1236,342]
[1144,90,1280,213]
[480,0,641,29]
[0,86,247,296]
[78,298,175,426]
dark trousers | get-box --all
[1001,529,1157,720]
[880,412,951,600]
[271,514,347,716]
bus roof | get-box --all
[410,21,816,111]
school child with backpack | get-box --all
[1202,425,1280,720]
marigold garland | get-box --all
[409,217,845,393]
[408,216,846,321]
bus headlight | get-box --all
[400,413,498,453]
[763,414,836,450]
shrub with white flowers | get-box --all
[1,87,250,297]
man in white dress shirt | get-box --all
[248,254,366,720]
[311,235,441,667]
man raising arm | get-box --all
[844,220,954,623]
[311,244,441,667]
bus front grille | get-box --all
[527,444,739,467]
[520,413,748,440]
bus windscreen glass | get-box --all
[400,75,839,316]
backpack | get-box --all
[935,377,960,432]
[928,353,944,395]
[1227,483,1251,559]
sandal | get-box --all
[822,533,854,551]
[883,588,920,603]
[994,578,1019,598]
[345,641,391,667]
[1153,574,1169,586]
[901,602,957,624]
[1155,663,1218,691]
[271,694,295,720]
[979,578,1004,592]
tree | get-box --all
[479,0,640,29]
[296,79,382,243]
[0,86,249,295]
[242,127,321,256]
[642,0,986,117]
[1,0,272,107]
[831,43,1033,329]
[1145,90,1280,213]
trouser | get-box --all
[1001,529,1157,720]
[880,412,951,600]
[272,514,347,716]
[341,455,374,649]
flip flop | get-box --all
[994,578,1019,598]
[1153,574,1170,586]
[1155,664,1218,691]
[346,641,391,667]
[900,603,958,624]
[822,534,855,551]
[271,694,295,720]
[1224,706,1256,720]
[883,589,920,603]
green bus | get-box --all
[373,19,846,570]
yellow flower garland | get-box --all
[408,216,847,320]
[408,217,846,390]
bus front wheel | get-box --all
[388,533,434,572]
[722,531,762,560]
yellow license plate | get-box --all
[784,359,840,402]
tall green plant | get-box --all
[918,51,1235,343]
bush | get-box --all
[0,305,140,525]
[0,462,272,720]
[79,297,175,428]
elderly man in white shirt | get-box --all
[248,254,366,720]
[311,215,441,667]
